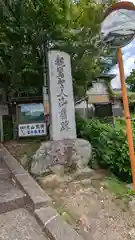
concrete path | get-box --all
[0,158,48,240]
[0,208,47,240]
[0,145,83,240]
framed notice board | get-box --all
[17,103,46,137]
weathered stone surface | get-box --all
[74,139,92,169]
[15,173,52,209]
[0,147,26,175]
[31,139,74,176]
[35,207,83,240]
[73,167,95,180]
[0,158,11,179]
[79,179,92,186]
[129,228,135,240]
[35,206,59,226]
[38,174,62,188]
[0,145,84,240]
[129,199,135,215]
[0,178,27,214]
[0,208,47,240]
[50,165,64,177]
[31,138,92,176]
[20,154,29,168]
[48,51,77,141]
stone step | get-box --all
[0,178,28,214]
[0,208,48,240]
[0,158,11,180]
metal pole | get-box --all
[43,41,49,94]
[117,47,135,190]
[42,40,50,139]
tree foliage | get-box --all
[0,0,109,99]
[126,70,135,92]
[56,0,108,98]
[0,0,70,98]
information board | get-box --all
[19,103,44,123]
[18,122,46,137]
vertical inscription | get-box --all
[55,55,70,132]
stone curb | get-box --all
[35,207,83,240]
[0,144,84,240]
[0,192,28,215]
[0,144,52,209]
[15,173,52,209]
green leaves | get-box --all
[55,0,108,98]
[0,0,108,99]
[127,70,135,92]
[76,114,132,183]
[0,0,72,98]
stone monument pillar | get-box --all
[48,50,76,141]
[31,50,92,178]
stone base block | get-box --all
[31,138,92,177]
[73,167,95,180]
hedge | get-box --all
[76,114,133,183]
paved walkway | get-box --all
[0,209,47,240]
[0,158,48,240]
[0,145,83,240]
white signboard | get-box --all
[48,50,76,140]
[18,123,46,137]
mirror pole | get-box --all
[117,47,135,190]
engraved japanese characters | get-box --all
[48,50,76,140]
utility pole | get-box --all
[117,47,135,190]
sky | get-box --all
[109,0,135,89]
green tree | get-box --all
[0,0,108,99]
[0,0,70,98]
[55,0,109,98]
[126,70,135,92]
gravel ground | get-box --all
[40,173,135,240]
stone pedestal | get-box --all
[30,138,92,177]
[73,167,95,180]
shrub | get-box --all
[76,114,132,183]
